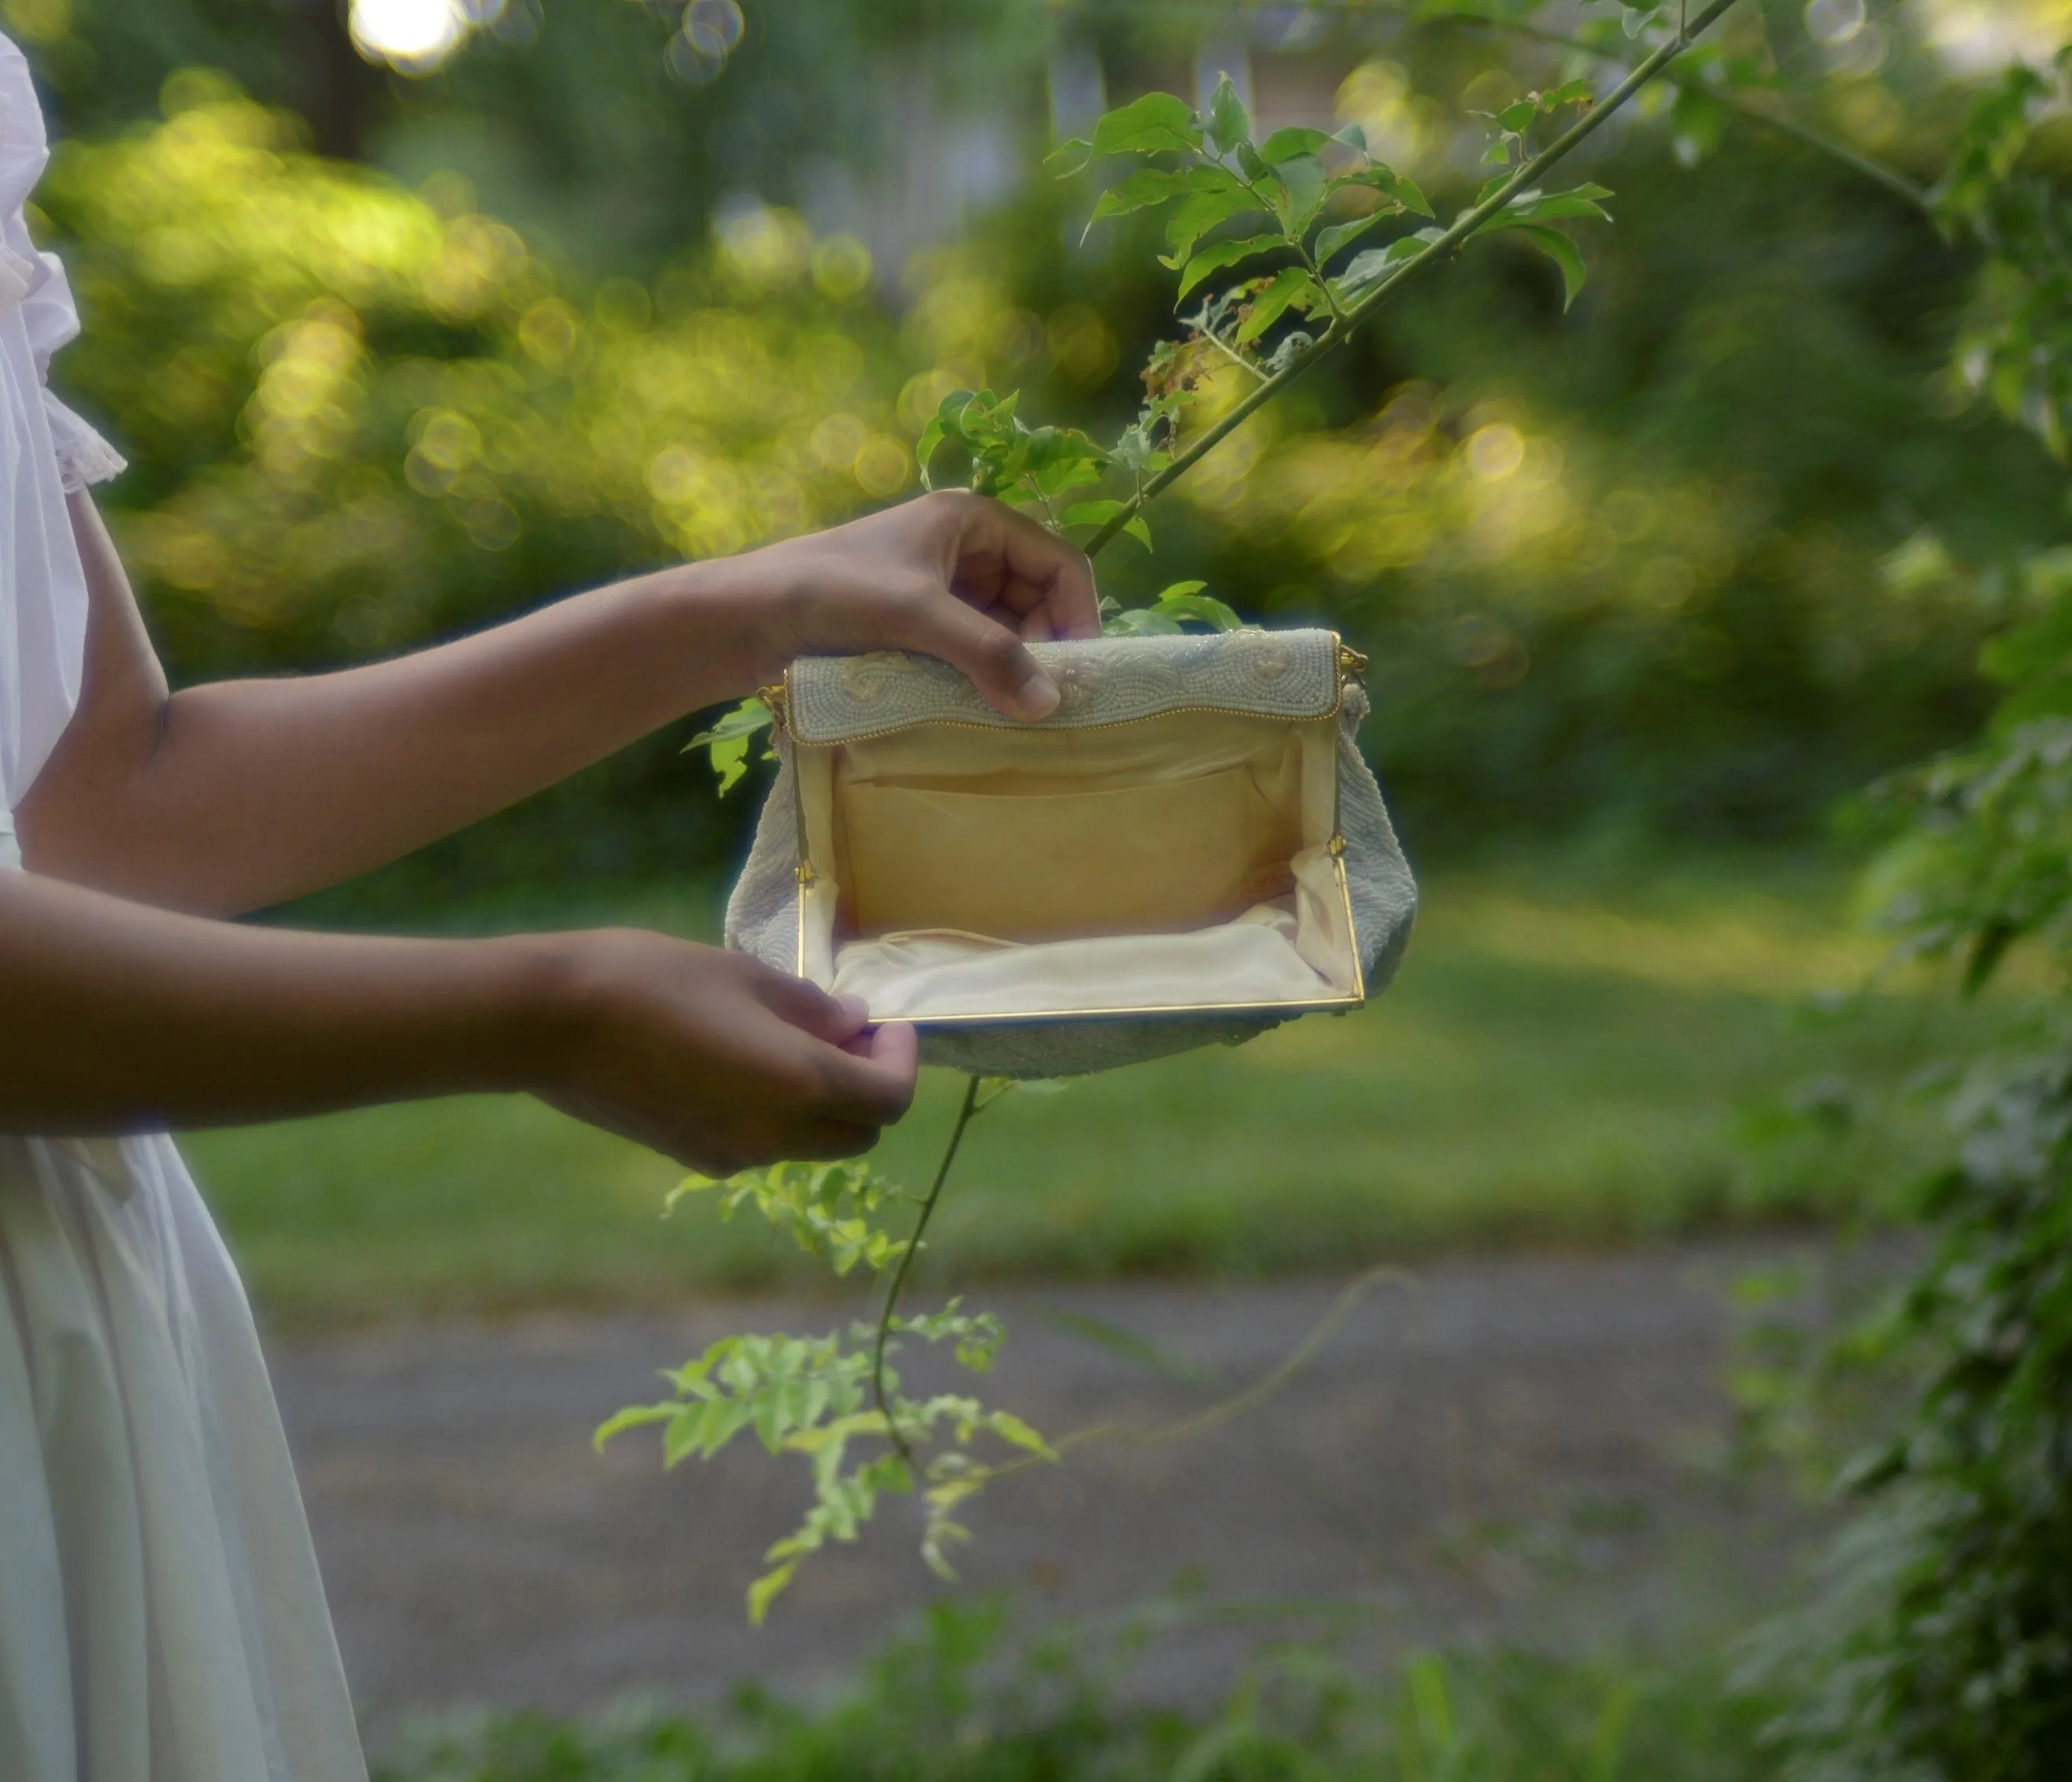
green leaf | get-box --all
[1235,265,1321,343]
[1033,454,1104,501]
[1498,99,1539,132]
[1270,154,1328,235]
[1260,125,1331,163]
[1177,232,1285,297]
[1062,498,1128,529]
[707,731,750,796]
[1083,168,1190,234]
[1206,72,1249,154]
[1333,121,1368,153]
[1180,161,1249,197]
[1153,591,1246,631]
[684,696,771,795]
[1125,514,1153,550]
[1486,183,1614,227]
[592,1403,672,1450]
[1044,137,1090,176]
[1336,228,1441,298]
[1104,606,1184,636]
[986,1410,1059,1462]
[663,1406,709,1468]
[1090,91,1202,157]
[1364,167,1433,217]
[747,1561,800,1625]
[685,696,770,753]
[1541,78,1596,109]
[1511,224,1588,309]
[1159,184,1264,268]
[1314,211,1387,267]
[916,388,977,485]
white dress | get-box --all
[0,37,368,1782]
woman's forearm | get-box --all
[116,565,753,913]
[0,869,554,1132]
[0,868,918,1172]
[19,489,1095,915]
[22,496,772,913]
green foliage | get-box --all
[1742,553,2072,1769]
[597,1303,1053,1623]
[682,696,772,798]
[601,1136,1056,1622]
[1102,580,1246,636]
[35,83,906,685]
[373,1596,1770,1782]
[1712,52,2072,1766]
[665,1158,910,1276]
[1931,53,2072,462]
[688,32,1665,784]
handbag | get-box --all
[724,626,1417,1079]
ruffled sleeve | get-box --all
[42,387,124,491]
[0,35,122,493]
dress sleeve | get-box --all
[6,219,123,492]
[0,37,123,493]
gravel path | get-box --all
[270,1241,1830,1742]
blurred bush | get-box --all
[374,1595,1767,1782]
[32,80,919,901]
[40,78,906,674]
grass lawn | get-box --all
[188,850,1972,1326]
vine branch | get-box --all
[872,1073,982,1476]
[1153,0,1933,216]
[1084,0,1750,558]
[1446,9,1932,213]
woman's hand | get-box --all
[529,929,919,1173]
[706,490,1102,720]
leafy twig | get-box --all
[1082,0,1750,558]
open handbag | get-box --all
[724,627,1418,1079]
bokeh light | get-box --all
[350,0,468,71]
[669,0,746,85]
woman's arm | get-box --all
[0,866,916,1171]
[17,491,1097,915]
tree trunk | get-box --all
[274,0,383,160]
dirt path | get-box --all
[270,1240,1830,1743]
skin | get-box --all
[2,487,1099,1173]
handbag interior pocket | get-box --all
[838,766,1300,941]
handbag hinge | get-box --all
[1336,643,1368,682]
[758,681,790,735]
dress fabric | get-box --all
[0,35,367,1782]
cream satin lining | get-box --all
[795,712,1358,1021]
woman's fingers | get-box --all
[751,965,872,1047]
[809,1018,919,1127]
[887,591,1063,720]
[947,496,1101,642]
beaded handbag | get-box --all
[725,627,1417,1079]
